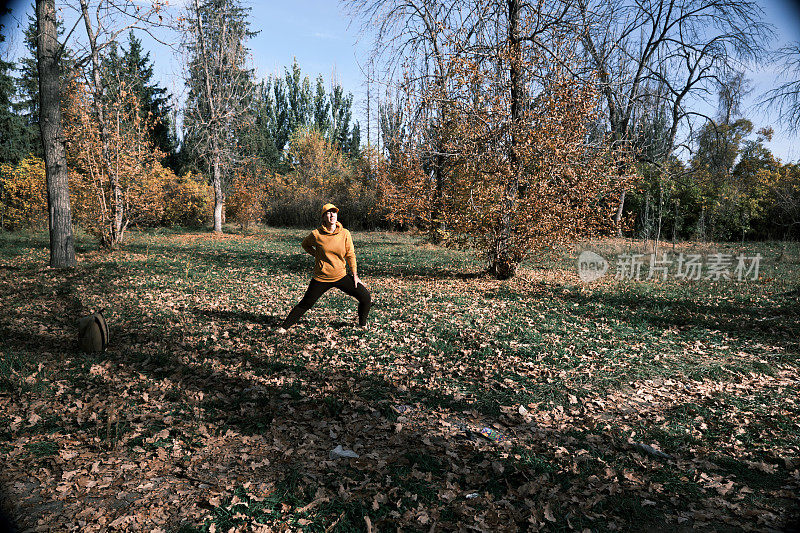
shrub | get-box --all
[0,156,47,230]
[261,131,389,230]
[161,170,212,227]
[226,164,268,227]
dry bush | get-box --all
[260,130,388,229]
[226,161,269,227]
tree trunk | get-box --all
[613,188,626,236]
[489,0,522,280]
[430,151,444,243]
[212,143,223,233]
[37,0,76,268]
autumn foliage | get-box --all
[62,82,210,240]
[380,33,633,276]
[0,156,47,230]
[1,229,798,531]
[226,127,384,229]
[64,82,163,244]
[0,80,210,235]
[225,160,269,227]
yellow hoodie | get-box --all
[302,221,357,282]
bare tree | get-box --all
[345,0,490,241]
[183,0,255,234]
[574,0,770,233]
[36,0,76,267]
[759,42,800,134]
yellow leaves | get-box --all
[287,127,351,188]
[226,165,269,226]
[162,170,212,227]
[0,156,48,230]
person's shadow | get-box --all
[193,308,282,327]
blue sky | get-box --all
[1,0,799,160]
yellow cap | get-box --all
[321,203,339,215]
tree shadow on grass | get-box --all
[122,234,489,280]
[484,283,800,354]
[5,280,800,532]
[4,232,798,531]
[96,325,800,531]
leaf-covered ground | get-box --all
[1,227,799,532]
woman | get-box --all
[277,203,371,332]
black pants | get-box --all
[281,275,371,329]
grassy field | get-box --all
[0,226,798,532]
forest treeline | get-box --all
[0,13,384,239]
[0,0,799,275]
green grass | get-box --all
[24,440,59,457]
[1,227,798,531]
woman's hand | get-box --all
[353,273,363,288]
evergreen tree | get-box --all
[268,75,290,156]
[348,121,361,159]
[248,61,361,169]
[15,13,46,158]
[15,11,73,159]
[329,83,352,153]
[0,11,33,165]
[243,79,283,170]
[103,32,178,170]
[17,14,41,129]
[284,60,312,139]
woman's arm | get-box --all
[344,231,361,286]
[301,233,316,256]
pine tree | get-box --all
[0,12,33,165]
[15,12,74,160]
[17,14,41,130]
[16,14,47,158]
[103,32,178,170]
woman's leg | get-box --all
[333,275,372,326]
[280,279,331,330]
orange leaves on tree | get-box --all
[377,21,637,276]
[64,80,167,245]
